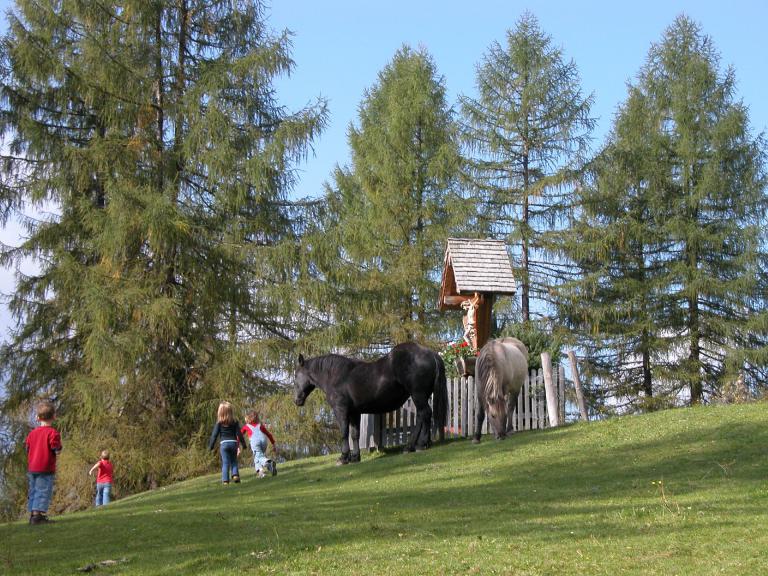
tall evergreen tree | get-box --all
[0,0,326,502]
[558,16,767,406]
[302,46,466,353]
[557,92,676,407]
[459,12,594,322]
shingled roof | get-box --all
[438,238,516,310]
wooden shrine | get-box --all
[438,238,517,352]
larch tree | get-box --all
[647,17,767,403]
[302,46,467,354]
[556,91,677,409]
[459,12,594,323]
[0,0,326,506]
[559,16,767,407]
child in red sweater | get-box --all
[25,400,62,524]
[88,450,114,506]
[241,412,278,477]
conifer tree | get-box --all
[459,12,594,322]
[303,46,467,352]
[557,91,674,407]
[559,16,767,406]
[0,0,326,500]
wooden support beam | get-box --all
[541,352,560,427]
[568,350,589,421]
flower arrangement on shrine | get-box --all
[441,340,478,376]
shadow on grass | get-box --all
[2,404,766,574]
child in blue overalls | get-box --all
[241,412,278,477]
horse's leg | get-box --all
[335,409,351,465]
[498,401,508,440]
[403,404,419,453]
[410,397,432,451]
[473,402,485,444]
[349,412,361,463]
[419,403,433,449]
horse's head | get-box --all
[486,400,508,440]
[293,354,316,406]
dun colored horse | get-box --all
[473,337,529,442]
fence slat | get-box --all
[453,376,460,436]
[461,376,468,438]
[531,374,539,430]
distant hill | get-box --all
[1,401,766,575]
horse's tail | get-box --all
[476,344,504,416]
[432,353,448,441]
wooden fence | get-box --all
[359,366,567,450]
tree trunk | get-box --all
[641,329,653,399]
[689,294,702,404]
[521,149,530,322]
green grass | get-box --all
[2,402,768,575]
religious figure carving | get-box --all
[461,293,481,348]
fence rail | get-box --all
[359,366,567,450]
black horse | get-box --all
[293,342,448,464]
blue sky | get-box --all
[1,0,767,345]
[267,0,768,199]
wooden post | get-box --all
[558,364,566,424]
[541,352,560,427]
[517,374,525,431]
[568,350,589,421]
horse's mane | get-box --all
[477,338,529,413]
[306,353,363,382]
[477,348,504,405]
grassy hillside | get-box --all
[2,402,767,575]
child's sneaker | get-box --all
[30,513,53,525]
[232,475,241,484]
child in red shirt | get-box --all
[241,412,278,477]
[25,400,62,524]
[88,450,114,506]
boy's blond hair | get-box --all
[36,400,56,421]
[100,450,110,460]
[217,401,234,425]
[245,411,259,425]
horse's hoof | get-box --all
[402,446,415,454]
[471,437,481,445]
[336,457,349,466]
[350,453,361,463]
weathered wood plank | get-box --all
[542,352,560,427]
[568,351,589,421]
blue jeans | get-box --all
[95,483,112,506]
[27,472,55,514]
[252,440,268,470]
[220,442,239,482]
